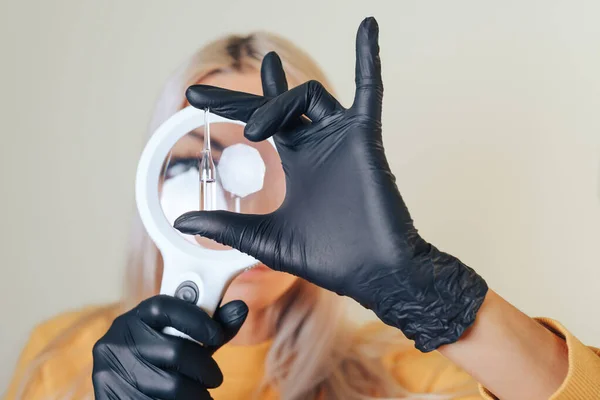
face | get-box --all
[165,68,299,311]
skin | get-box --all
[171,69,569,397]
[439,290,568,399]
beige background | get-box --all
[1,0,599,391]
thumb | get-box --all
[174,210,268,258]
[211,300,248,350]
[205,300,248,354]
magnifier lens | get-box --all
[159,122,284,250]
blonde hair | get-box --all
[16,32,474,400]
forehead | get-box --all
[200,69,263,96]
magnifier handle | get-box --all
[163,326,196,340]
[161,284,216,341]
[159,262,239,342]
[160,283,221,342]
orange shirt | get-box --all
[4,305,600,399]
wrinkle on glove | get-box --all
[176,17,488,352]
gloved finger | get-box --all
[135,367,213,400]
[93,371,158,400]
[211,300,249,349]
[136,333,223,388]
[261,51,288,97]
[261,51,309,133]
[186,85,267,122]
[173,211,270,261]
[351,17,383,120]
[244,80,344,142]
[136,295,224,347]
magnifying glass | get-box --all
[135,106,283,339]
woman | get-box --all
[6,18,600,400]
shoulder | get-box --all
[4,303,122,399]
[31,303,120,351]
[353,321,479,396]
[20,302,122,366]
[36,304,118,337]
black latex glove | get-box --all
[176,17,488,352]
[92,295,248,399]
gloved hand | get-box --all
[176,17,488,352]
[92,295,248,399]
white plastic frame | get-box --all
[135,106,275,319]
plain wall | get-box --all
[1,0,599,391]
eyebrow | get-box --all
[189,131,225,152]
